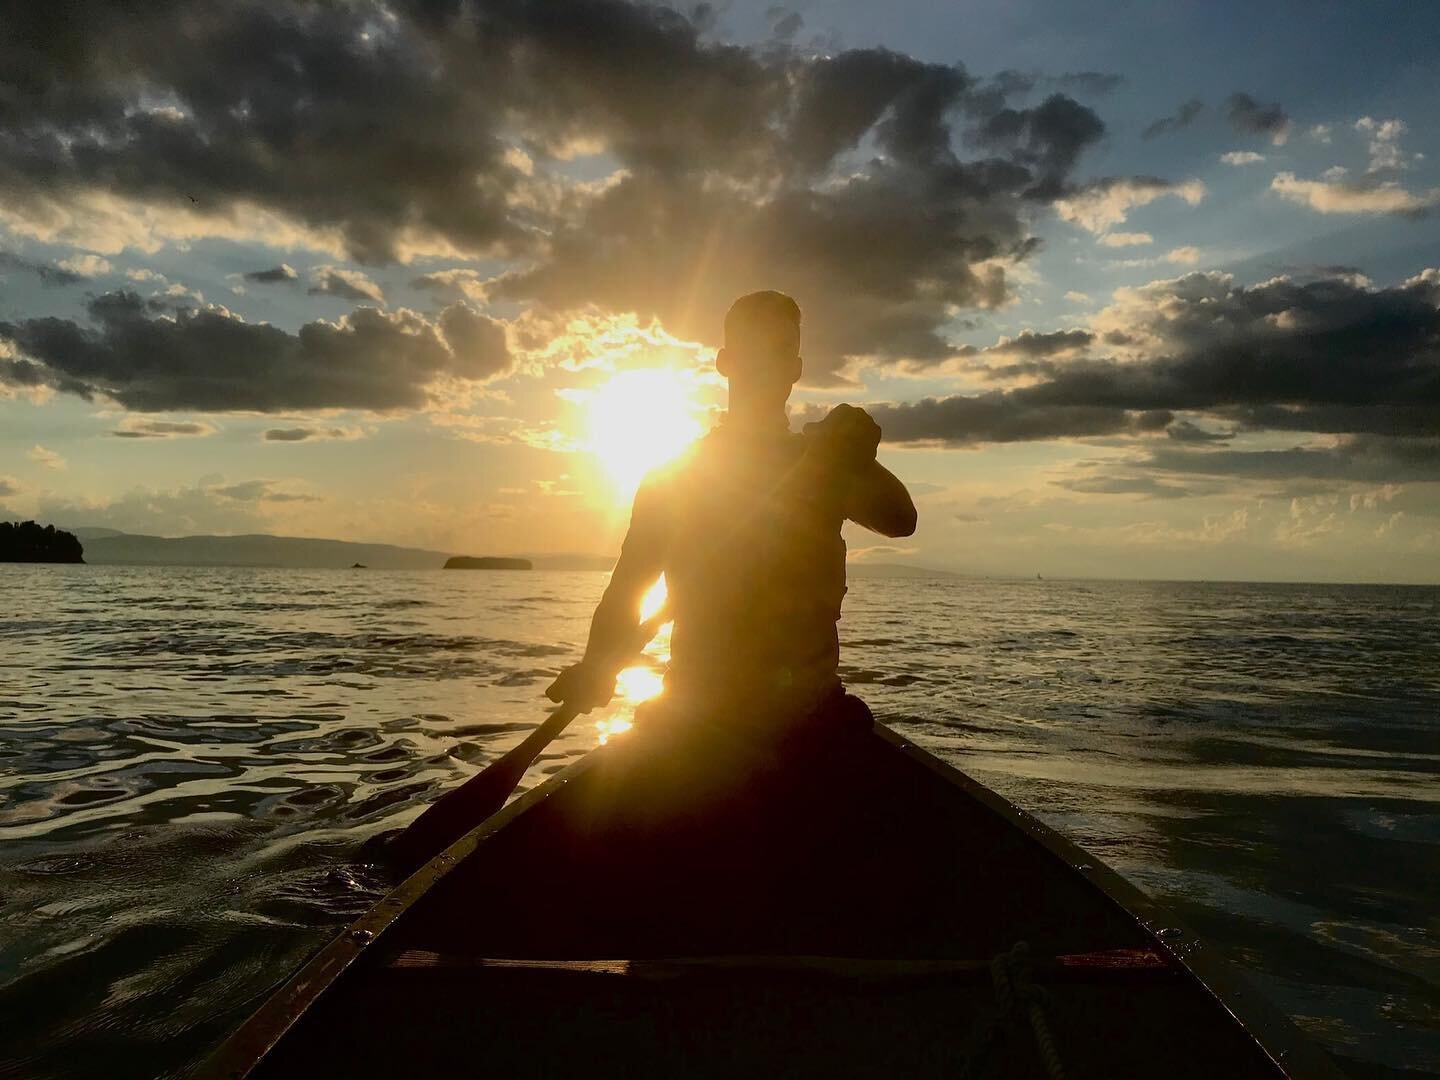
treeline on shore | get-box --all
[0,521,85,563]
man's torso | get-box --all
[635,421,847,719]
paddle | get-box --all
[386,608,669,875]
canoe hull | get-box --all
[205,712,1343,1079]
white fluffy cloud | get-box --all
[1055,177,1206,234]
[1098,232,1153,247]
[26,444,66,470]
[1271,172,1440,215]
[56,253,112,277]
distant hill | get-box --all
[60,528,959,578]
[445,556,533,570]
[846,561,962,580]
[65,529,618,571]
[79,531,455,569]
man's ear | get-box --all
[788,353,803,386]
[715,347,731,378]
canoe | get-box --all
[204,702,1343,1078]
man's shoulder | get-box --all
[637,437,707,495]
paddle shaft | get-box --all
[390,609,667,873]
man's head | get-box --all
[716,291,802,411]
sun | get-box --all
[584,368,705,495]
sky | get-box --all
[2,0,1439,582]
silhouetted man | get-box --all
[547,291,916,729]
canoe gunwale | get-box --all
[200,746,607,1078]
[872,725,1344,1079]
[201,721,1345,1079]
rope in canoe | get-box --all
[958,941,1067,1080]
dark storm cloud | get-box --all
[243,264,299,284]
[856,269,1440,447]
[1141,99,1204,140]
[808,395,1171,445]
[0,252,82,286]
[1167,420,1233,443]
[1225,92,1290,141]
[0,0,1119,383]
[0,291,513,412]
[1140,437,1440,484]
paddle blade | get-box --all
[386,705,578,875]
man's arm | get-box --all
[801,404,918,538]
[843,459,917,537]
[545,483,665,712]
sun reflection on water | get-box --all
[596,578,671,745]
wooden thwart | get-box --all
[385,948,1175,984]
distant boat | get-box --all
[1036,573,1043,580]
[351,562,367,569]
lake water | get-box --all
[1,565,1437,1077]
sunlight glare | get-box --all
[595,664,665,745]
[640,574,668,621]
[617,664,665,703]
[586,369,704,495]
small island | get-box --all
[443,555,532,570]
[0,521,86,563]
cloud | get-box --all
[1309,124,1333,144]
[56,254,112,277]
[1165,246,1201,264]
[438,304,515,381]
[262,425,366,442]
[1054,176,1206,234]
[1167,420,1232,443]
[1270,172,1440,215]
[0,252,82,286]
[1135,438,1440,485]
[112,418,218,439]
[26,444,67,469]
[125,268,164,283]
[1042,509,1251,546]
[849,268,1440,451]
[0,1,1150,383]
[1064,290,1091,304]
[308,266,385,304]
[35,479,302,535]
[766,8,803,40]
[1052,473,1195,499]
[0,291,513,412]
[212,479,320,503]
[1098,232,1152,247]
[410,268,492,303]
[1141,99,1204,140]
[243,264,299,284]
[0,476,22,497]
[815,395,1172,445]
[1226,92,1291,144]
[1221,151,1265,166]
[1349,484,1402,512]
[1355,116,1418,173]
